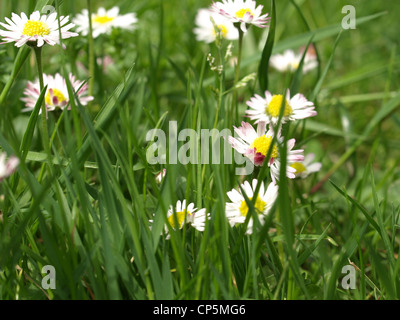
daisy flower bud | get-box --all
[155,169,166,184]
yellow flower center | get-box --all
[93,15,115,24]
[235,8,252,19]
[22,20,50,37]
[45,88,67,106]
[213,24,228,38]
[167,210,189,229]
[290,162,307,175]
[251,135,279,158]
[265,95,293,118]
[291,61,300,70]
[239,196,266,217]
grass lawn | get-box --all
[0,0,400,300]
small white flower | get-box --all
[270,47,318,74]
[225,179,278,234]
[211,0,270,33]
[228,121,304,181]
[73,7,138,38]
[0,152,19,182]
[155,168,166,184]
[0,11,78,47]
[290,153,322,179]
[225,42,233,59]
[194,8,239,44]
[21,73,93,113]
[159,200,210,239]
[246,89,317,125]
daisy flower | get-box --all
[158,200,210,239]
[0,152,19,182]
[225,179,278,234]
[227,121,304,181]
[21,73,94,113]
[193,8,239,44]
[73,7,138,38]
[245,89,317,125]
[270,47,318,74]
[290,153,322,179]
[211,0,270,32]
[0,11,78,47]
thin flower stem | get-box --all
[231,27,244,128]
[213,45,226,130]
[0,78,14,109]
[33,46,52,174]
[87,0,95,97]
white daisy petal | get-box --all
[30,11,40,21]
[0,152,19,182]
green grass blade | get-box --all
[258,0,276,92]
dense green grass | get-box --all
[0,0,400,300]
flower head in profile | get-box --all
[245,89,317,125]
[21,73,93,113]
[290,153,322,179]
[228,121,304,181]
[211,0,270,32]
[155,168,166,184]
[155,200,210,239]
[73,7,138,38]
[0,11,78,47]
[270,47,318,74]
[194,8,239,44]
[0,152,19,182]
[225,179,278,234]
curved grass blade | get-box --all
[312,91,400,193]
[19,85,48,161]
[258,0,276,92]
[329,179,381,234]
[310,31,342,101]
[290,35,314,93]
[0,47,30,109]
